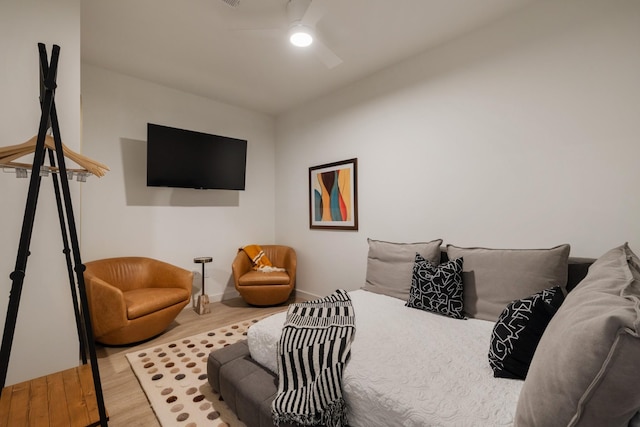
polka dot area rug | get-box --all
[125,317,269,427]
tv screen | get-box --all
[147,123,247,190]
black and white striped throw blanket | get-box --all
[272,289,355,427]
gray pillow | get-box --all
[446,244,570,321]
[364,238,442,300]
[515,243,640,427]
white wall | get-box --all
[80,64,277,300]
[275,0,640,298]
[0,0,81,384]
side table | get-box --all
[194,257,212,315]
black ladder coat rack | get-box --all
[0,43,108,426]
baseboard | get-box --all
[185,290,239,310]
[184,289,320,311]
[292,289,321,301]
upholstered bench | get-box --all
[207,340,295,427]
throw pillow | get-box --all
[488,286,564,380]
[364,238,443,300]
[446,244,570,321]
[406,254,465,319]
[515,243,640,427]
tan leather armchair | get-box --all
[232,245,296,306]
[83,257,193,345]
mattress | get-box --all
[247,289,523,427]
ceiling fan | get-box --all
[230,0,343,69]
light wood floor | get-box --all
[95,296,300,427]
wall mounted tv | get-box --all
[147,123,247,190]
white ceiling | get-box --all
[81,0,534,116]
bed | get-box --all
[208,240,640,426]
[248,288,521,426]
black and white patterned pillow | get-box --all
[405,253,465,319]
[488,286,565,379]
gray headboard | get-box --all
[565,257,595,292]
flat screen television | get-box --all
[147,123,247,190]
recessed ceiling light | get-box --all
[289,24,313,47]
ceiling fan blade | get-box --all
[219,0,241,7]
[301,0,327,27]
[314,38,342,68]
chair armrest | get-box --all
[149,261,194,293]
[84,275,128,338]
[263,246,297,287]
[235,246,297,287]
[284,249,298,275]
[283,248,297,288]
[232,250,252,286]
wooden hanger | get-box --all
[0,134,109,177]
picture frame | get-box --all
[309,158,358,230]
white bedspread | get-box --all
[248,289,523,427]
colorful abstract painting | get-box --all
[309,158,358,230]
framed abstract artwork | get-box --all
[309,158,358,230]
